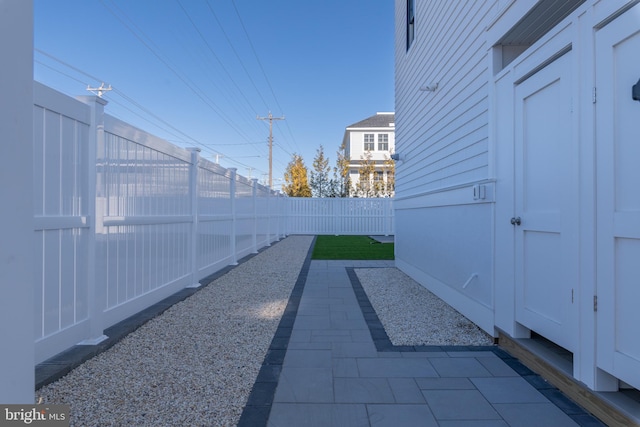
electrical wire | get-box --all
[204,0,271,112]
[34,50,269,176]
[99,0,258,145]
[230,0,300,154]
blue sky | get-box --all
[34,0,395,190]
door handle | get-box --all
[510,217,521,226]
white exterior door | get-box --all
[595,5,640,390]
[514,52,578,352]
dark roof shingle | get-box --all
[347,113,395,129]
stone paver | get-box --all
[241,259,604,427]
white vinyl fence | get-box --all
[286,197,394,236]
[32,82,392,364]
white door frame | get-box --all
[513,50,579,353]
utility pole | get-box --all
[256,112,285,188]
[86,82,112,97]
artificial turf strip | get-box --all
[311,235,395,260]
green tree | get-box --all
[381,154,395,197]
[310,145,331,198]
[356,150,377,197]
[283,154,311,197]
[330,140,351,197]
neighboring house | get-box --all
[395,0,639,407]
[342,112,395,197]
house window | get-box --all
[378,134,389,151]
[364,134,375,151]
[407,0,415,50]
[374,171,384,182]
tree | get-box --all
[330,140,351,197]
[355,150,377,197]
[310,145,331,197]
[282,154,311,197]
[381,154,395,197]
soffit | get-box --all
[497,0,585,45]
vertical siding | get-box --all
[395,0,497,196]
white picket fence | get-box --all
[32,82,393,364]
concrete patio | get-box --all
[238,255,604,427]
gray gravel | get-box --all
[37,235,314,427]
[355,268,494,346]
[37,237,492,426]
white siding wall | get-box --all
[395,0,640,395]
[349,129,396,162]
[394,0,498,333]
[395,1,496,195]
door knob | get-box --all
[510,217,521,226]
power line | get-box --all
[231,0,300,154]
[175,0,263,117]
[36,49,102,82]
[204,0,270,111]
[99,0,257,144]
[34,50,268,176]
[36,49,207,149]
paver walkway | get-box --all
[241,258,603,427]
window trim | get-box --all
[407,0,415,50]
[378,133,389,151]
[364,133,375,151]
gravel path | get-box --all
[37,237,492,426]
[355,268,494,346]
[37,236,314,427]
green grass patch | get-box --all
[312,235,394,260]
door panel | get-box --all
[523,231,563,323]
[514,51,578,352]
[596,4,640,390]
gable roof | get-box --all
[346,112,395,129]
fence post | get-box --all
[386,199,393,236]
[266,187,272,245]
[187,148,201,288]
[0,0,34,402]
[280,193,291,237]
[229,168,238,264]
[77,94,108,345]
[251,178,258,253]
[280,194,286,238]
[276,192,283,239]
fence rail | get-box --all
[32,82,393,364]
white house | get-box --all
[394,0,640,421]
[342,112,395,197]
